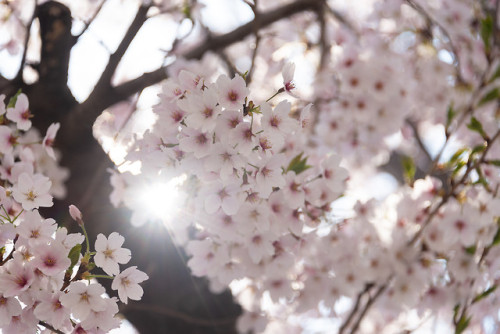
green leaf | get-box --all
[6,89,22,109]
[182,1,191,19]
[453,304,460,324]
[401,155,416,184]
[471,144,487,156]
[478,88,499,107]
[489,160,500,167]
[464,245,476,255]
[67,244,82,270]
[467,117,488,139]
[455,314,471,334]
[488,65,500,83]
[472,285,497,304]
[491,219,500,246]
[452,160,467,176]
[448,147,469,167]
[481,15,494,53]
[446,104,456,129]
[286,152,312,175]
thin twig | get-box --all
[245,0,261,85]
[75,0,107,40]
[75,0,324,123]
[406,119,432,163]
[409,129,500,245]
[349,284,388,334]
[325,3,357,33]
[39,321,65,334]
[93,3,151,91]
[404,0,465,84]
[245,34,261,85]
[317,1,329,70]
[339,283,372,334]
[15,0,38,81]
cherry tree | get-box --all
[2,0,500,333]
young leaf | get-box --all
[488,160,500,167]
[448,147,469,167]
[401,155,416,184]
[491,219,500,246]
[286,152,312,175]
[455,314,471,334]
[452,160,467,176]
[477,88,499,107]
[470,144,487,156]
[464,245,476,255]
[467,117,488,139]
[67,244,82,269]
[488,64,500,83]
[6,89,22,109]
[446,104,456,129]
[481,15,494,53]
[472,285,497,304]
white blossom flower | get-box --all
[216,74,248,110]
[94,232,131,276]
[34,291,72,332]
[0,295,22,326]
[42,123,60,160]
[12,173,53,211]
[111,266,148,304]
[6,94,31,131]
[0,260,34,297]
[31,242,71,276]
[60,282,107,321]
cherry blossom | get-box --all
[94,232,132,276]
[42,123,60,160]
[6,93,31,131]
[11,172,53,211]
[111,266,149,304]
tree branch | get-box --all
[317,1,329,70]
[15,0,38,81]
[39,321,65,334]
[325,4,357,33]
[124,302,238,327]
[66,0,324,142]
[82,0,324,114]
[404,0,465,83]
[91,3,150,95]
[349,284,388,334]
[75,0,107,40]
[339,283,373,334]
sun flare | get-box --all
[137,175,187,222]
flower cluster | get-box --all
[111,64,348,328]
[106,0,500,333]
[0,93,148,333]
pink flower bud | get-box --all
[69,204,83,223]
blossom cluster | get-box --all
[108,0,500,333]
[110,62,349,328]
[0,93,148,333]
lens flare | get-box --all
[137,175,187,222]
